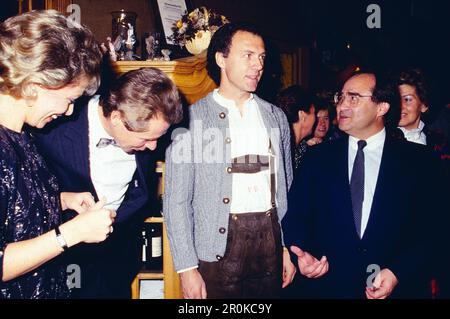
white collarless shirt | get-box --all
[399,120,427,145]
[88,95,137,211]
[213,89,274,214]
[348,128,385,237]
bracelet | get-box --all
[55,225,68,251]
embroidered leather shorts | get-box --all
[198,208,283,299]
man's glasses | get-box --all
[334,92,373,106]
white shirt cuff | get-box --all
[177,265,199,274]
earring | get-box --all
[25,98,34,108]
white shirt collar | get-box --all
[349,128,386,151]
[88,95,115,144]
[212,89,254,110]
[398,121,427,145]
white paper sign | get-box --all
[157,0,187,44]
[140,279,164,299]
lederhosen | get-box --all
[198,142,283,299]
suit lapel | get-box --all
[135,151,150,192]
[362,137,399,243]
[333,137,363,241]
[62,105,92,190]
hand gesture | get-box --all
[70,197,116,244]
[366,268,398,299]
[290,245,329,278]
[60,192,95,214]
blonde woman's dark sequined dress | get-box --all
[0,125,69,299]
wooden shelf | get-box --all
[131,270,165,299]
[136,271,164,280]
[145,216,163,223]
[113,55,217,105]
[156,160,164,174]
[131,217,182,299]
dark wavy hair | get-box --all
[276,85,314,124]
[207,22,264,85]
[396,68,430,107]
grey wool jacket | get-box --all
[163,92,293,271]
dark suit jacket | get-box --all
[33,101,157,298]
[282,134,448,299]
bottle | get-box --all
[155,160,164,217]
[145,223,163,271]
[141,229,149,270]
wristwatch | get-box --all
[55,225,68,251]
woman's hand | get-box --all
[306,137,323,146]
[60,192,95,214]
[60,197,116,246]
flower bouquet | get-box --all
[168,7,229,55]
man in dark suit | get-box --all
[282,70,448,299]
[34,67,183,298]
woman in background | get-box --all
[277,85,316,174]
[397,69,431,145]
[306,98,336,146]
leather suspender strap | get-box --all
[269,139,276,208]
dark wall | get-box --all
[0,0,18,22]
[74,0,155,45]
[305,0,450,106]
[1,0,449,104]
[191,0,310,46]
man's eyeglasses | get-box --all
[334,92,373,106]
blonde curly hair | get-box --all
[0,10,102,99]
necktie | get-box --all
[350,140,367,238]
[96,138,118,148]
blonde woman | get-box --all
[0,10,115,298]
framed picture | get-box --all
[151,0,193,46]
